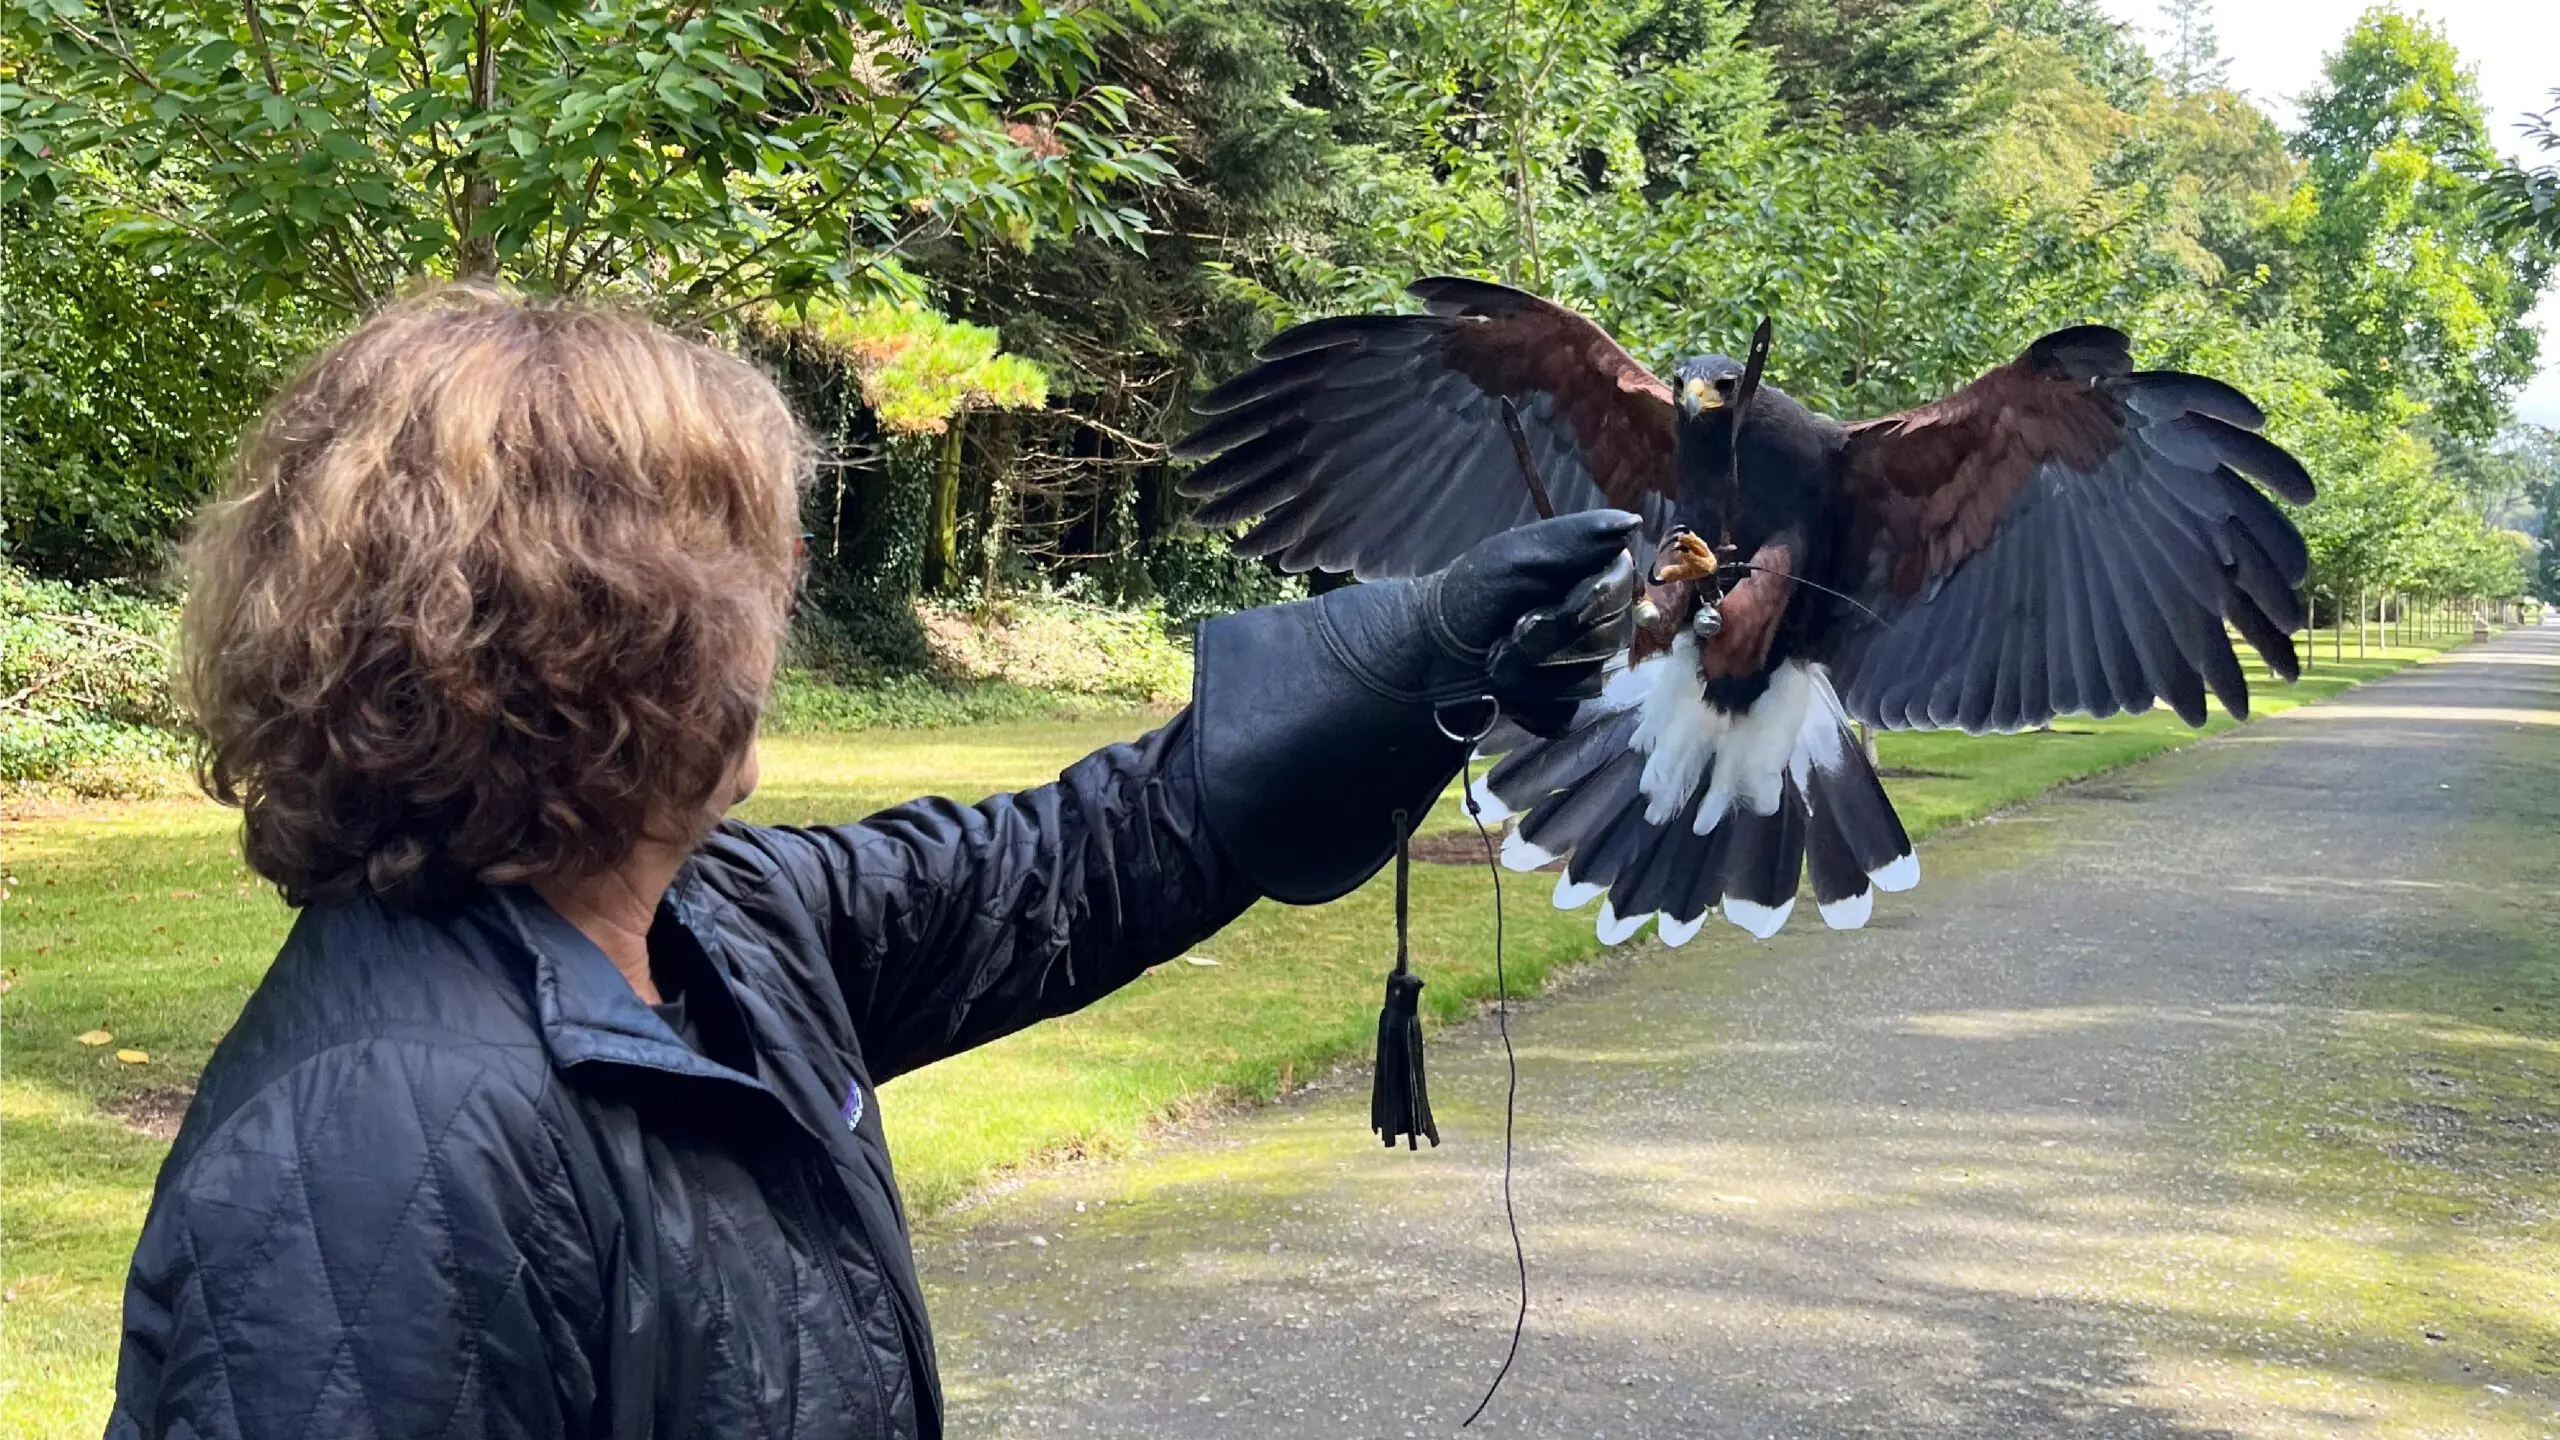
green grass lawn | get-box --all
[0,630,2467,1436]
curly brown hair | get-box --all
[184,286,807,912]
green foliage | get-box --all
[2150,0,2227,97]
[919,595,1192,703]
[0,0,1174,318]
[1989,0,2152,111]
[895,0,1363,610]
[762,671,1122,734]
[2280,9,2548,442]
[0,570,181,729]
[1746,0,1998,137]
[1,199,314,579]
[1244,0,2193,417]
[2120,87,2298,285]
[0,565,192,793]
[1214,0,2547,618]
[2482,89,2560,251]
[2493,425,2560,604]
[793,443,937,674]
[769,297,1049,435]
[2439,421,2559,533]
[1141,530,1305,625]
[6,0,2551,642]
[0,713,194,793]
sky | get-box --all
[2093,0,2560,428]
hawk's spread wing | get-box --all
[1175,277,1679,578]
[1829,326,2315,734]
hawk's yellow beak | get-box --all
[1682,376,1722,414]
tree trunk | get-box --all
[923,413,968,594]
[977,413,1020,595]
[456,3,501,278]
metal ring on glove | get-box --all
[1433,695,1501,745]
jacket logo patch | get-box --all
[840,1079,865,1131]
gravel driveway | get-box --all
[918,629,2560,1438]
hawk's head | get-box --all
[1672,355,1748,419]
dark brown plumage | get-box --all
[1178,279,2316,941]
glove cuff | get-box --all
[1421,572,1493,664]
[1193,593,1469,905]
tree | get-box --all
[2153,0,2226,98]
[1233,0,2275,420]
[2280,10,2549,442]
[1746,0,1998,138]
[7,0,2545,632]
[918,0,1359,610]
[2133,87,2297,287]
[1991,0,2152,111]
[2482,89,2560,251]
[1,0,1174,320]
[2438,421,2560,529]
[748,298,1049,669]
[2480,423,2560,602]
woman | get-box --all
[110,287,1636,1439]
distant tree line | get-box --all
[5,0,2555,664]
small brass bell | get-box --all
[1632,597,1662,628]
[1692,601,1723,639]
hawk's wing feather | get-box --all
[1176,277,1679,579]
[1830,325,2314,734]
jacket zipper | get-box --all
[781,1156,899,1426]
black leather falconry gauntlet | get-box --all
[1193,511,1639,904]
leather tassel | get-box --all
[1371,811,1440,1149]
[1372,969,1437,1148]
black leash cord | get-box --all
[1459,749,1528,1428]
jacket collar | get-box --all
[492,884,771,1093]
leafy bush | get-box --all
[0,566,192,795]
[0,569,182,727]
[1,201,314,580]
[763,672,1128,735]
[1143,530,1307,626]
[776,589,1191,732]
[0,562,1187,795]
[0,713,194,795]
[918,597,1192,704]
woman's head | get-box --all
[185,285,807,911]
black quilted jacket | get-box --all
[109,595,1470,1440]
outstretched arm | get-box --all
[754,512,1640,1080]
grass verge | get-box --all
[0,632,2468,1437]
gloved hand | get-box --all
[1190,510,1642,905]
[1310,510,1641,739]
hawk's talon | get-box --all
[1652,530,1723,586]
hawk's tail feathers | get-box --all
[1479,651,1916,944]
